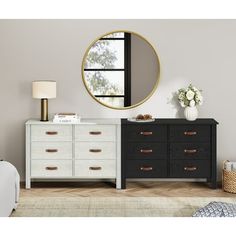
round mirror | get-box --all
[82,31,160,109]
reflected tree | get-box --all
[85,40,122,95]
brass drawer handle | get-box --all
[89,131,102,135]
[46,149,58,153]
[184,166,197,171]
[45,166,58,170]
[89,166,102,170]
[184,131,197,136]
[89,149,102,153]
[184,149,197,154]
[140,166,153,171]
[140,149,153,153]
[46,131,58,135]
[140,131,153,136]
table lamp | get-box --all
[32,80,56,121]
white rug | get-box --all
[11,197,236,217]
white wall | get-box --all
[0,19,235,181]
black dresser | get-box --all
[121,119,218,189]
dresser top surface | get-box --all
[26,118,218,125]
[26,118,121,125]
[122,118,218,125]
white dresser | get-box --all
[25,119,121,189]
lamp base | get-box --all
[41,98,48,122]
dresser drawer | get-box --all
[170,143,210,160]
[170,125,210,142]
[31,125,72,141]
[75,125,116,142]
[126,142,167,159]
[31,142,72,160]
[170,160,210,178]
[31,160,72,177]
[126,125,167,142]
[75,142,116,160]
[75,160,116,178]
[126,160,167,178]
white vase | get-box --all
[184,106,198,121]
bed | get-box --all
[0,161,20,217]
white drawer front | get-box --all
[75,160,116,178]
[75,142,116,160]
[31,142,72,160]
[31,160,72,177]
[31,125,72,141]
[75,125,116,142]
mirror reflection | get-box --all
[82,31,160,109]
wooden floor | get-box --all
[20,181,235,198]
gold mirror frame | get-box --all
[81,30,161,110]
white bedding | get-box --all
[0,161,20,217]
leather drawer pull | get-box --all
[45,166,58,170]
[46,131,58,135]
[89,166,102,170]
[184,131,197,136]
[89,131,102,135]
[140,166,153,171]
[46,149,58,153]
[140,149,153,153]
[140,131,153,136]
[184,166,197,171]
[89,149,102,153]
[184,149,197,154]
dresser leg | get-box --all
[116,179,121,189]
[121,178,126,189]
[210,180,217,189]
[26,178,31,189]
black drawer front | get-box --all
[126,125,167,142]
[126,160,167,178]
[170,125,211,142]
[170,160,210,178]
[170,143,210,160]
[126,142,167,159]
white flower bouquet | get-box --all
[177,84,203,108]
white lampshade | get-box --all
[32,80,56,99]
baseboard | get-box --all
[20,180,222,188]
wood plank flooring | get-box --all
[20,181,235,198]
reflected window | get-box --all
[84,33,131,107]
